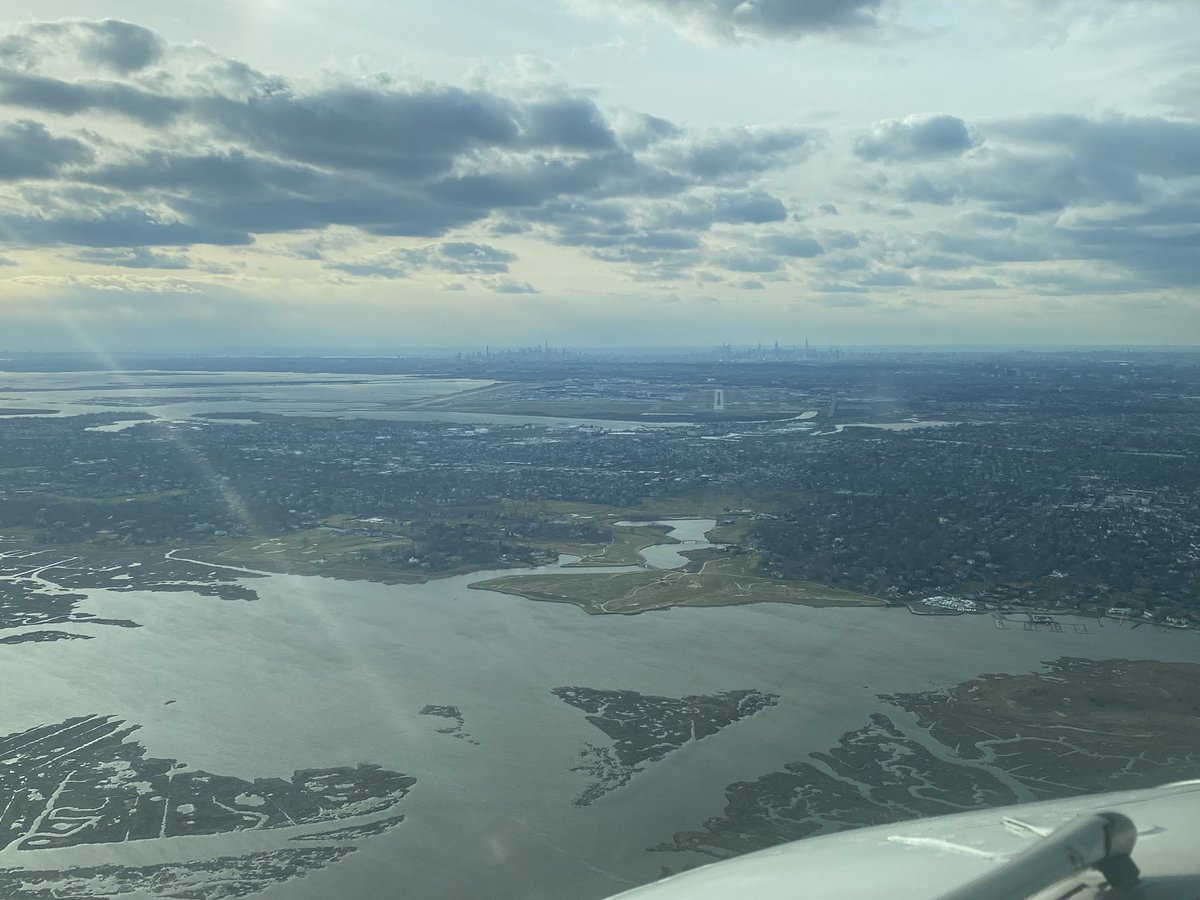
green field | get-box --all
[469,553,885,615]
[130,492,779,583]
[561,524,679,566]
[210,531,426,581]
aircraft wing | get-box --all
[608,780,1200,900]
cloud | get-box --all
[327,259,407,279]
[765,233,823,257]
[74,247,191,269]
[1060,226,1200,286]
[0,120,92,179]
[899,174,958,205]
[714,250,780,273]
[926,230,1055,263]
[0,71,183,124]
[860,269,913,286]
[199,86,522,180]
[3,16,1189,311]
[921,274,1000,291]
[876,114,1200,214]
[821,253,870,271]
[522,96,618,149]
[854,114,979,162]
[487,279,538,293]
[434,241,518,272]
[573,0,884,43]
[855,111,1200,291]
[0,19,816,279]
[327,241,518,279]
[821,230,860,250]
[0,206,252,248]
[958,211,1019,231]
[990,113,1200,179]
[655,190,788,229]
[0,19,165,74]
[651,125,816,181]
[10,273,200,293]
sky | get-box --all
[0,0,1197,350]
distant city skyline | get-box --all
[0,1,1197,349]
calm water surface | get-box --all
[1,523,1196,899]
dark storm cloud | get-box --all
[854,114,978,162]
[586,0,883,42]
[0,120,92,179]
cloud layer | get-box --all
[573,0,884,42]
[0,12,1196,344]
[0,19,827,289]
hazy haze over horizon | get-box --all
[0,0,1197,350]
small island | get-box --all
[555,687,780,804]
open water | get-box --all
[1,522,1197,898]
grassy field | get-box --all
[703,519,754,544]
[99,490,779,583]
[561,524,679,566]
[469,553,885,615]
[209,531,426,581]
[489,494,768,564]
